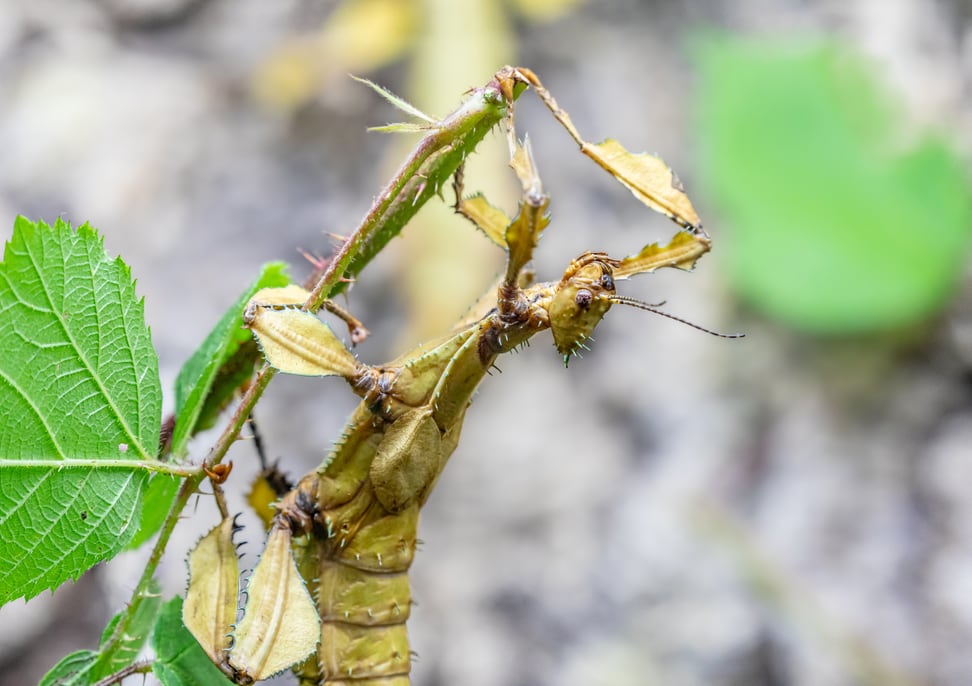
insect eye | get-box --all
[600,273,615,291]
[574,289,593,309]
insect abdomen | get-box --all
[306,500,419,684]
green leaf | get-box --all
[152,597,236,686]
[124,473,180,551]
[171,262,289,457]
[129,263,288,549]
[39,650,98,686]
[695,38,972,333]
[0,217,161,604]
[91,579,161,678]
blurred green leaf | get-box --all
[695,38,972,333]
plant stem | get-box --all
[304,66,524,310]
[205,363,276,472]
[96,476,195,674]
[91,660,152,686]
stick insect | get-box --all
[183,67,739,685]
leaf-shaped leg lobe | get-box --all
[183,516,240,667]
[229,526,321,682]
[369,408,442,513]
[244,288,361,379]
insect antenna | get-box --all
[609,295,745,339]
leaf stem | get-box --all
[0,458,200,477]
[205,363,276,471]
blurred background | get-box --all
[1,0,971,685]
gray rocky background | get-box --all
[1,1,971,685]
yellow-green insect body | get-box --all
[244,230,707,684]
[185,68,735,685]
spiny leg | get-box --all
[451,141,550,320]
[501,138,549,291]
[320,298,370,346]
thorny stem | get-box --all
[303,66,526,309]
[206,364,276,474]
[91,660,153,686]
[298,125,458,311]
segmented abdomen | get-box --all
[290,464,420,684]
